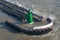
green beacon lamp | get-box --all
[27,10,33,24]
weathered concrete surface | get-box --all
[0,0,60,40]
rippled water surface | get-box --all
[0,0,60,40]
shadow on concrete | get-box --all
[0,8,22,22]
[0,8,40,22]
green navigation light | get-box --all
[27,10,33,24]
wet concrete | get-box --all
[0,0,60,40]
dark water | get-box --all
[0,0,60,40]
